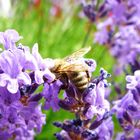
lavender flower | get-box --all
[83,68,111,119]
[82,0,140,74]
[82,0,109,22]
[113,70,140,139]
[84,1,140,137]
[32,43,55,84]
[126,70,140,89]
[0,87,45,140]
[54,113,113,140]
[109,25,140,74]
[0,29,22,50]
[42,80,62,112]
[0,49,31,93]
[0,29,57,139]
[0,29,56,94]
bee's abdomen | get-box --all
[69,72,89,93]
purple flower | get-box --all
[126,70,140,89]
[0,49,31,93]
[0,36,56,93]
[94,18,114,44]
[113,71,140,139]
[94,117,114,140]
[84,58,96,72]
[0,29,22,50]
[42,80,62,111]
[116,129,140,140]
[20,103,46,133]
[83,0,140,74]
[0,29,50,139]
[0,87,46,140]
[82,0,109,22]
[85,80,110,119]
[54,115,113,140]
[32,43,55,84]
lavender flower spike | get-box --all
[0,29,49,139]
[82,0,140,74]
[0,87,46,140]
[113,70,140,139]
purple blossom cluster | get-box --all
[54,114,113,140]
[0,87,45,140]
[82,1,140,139]
[82,0,140,74]
[113,70,140,139]
[0,29,54,139]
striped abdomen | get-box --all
[68,71,89,93]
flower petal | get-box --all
[7,78,18,94]
[17,72,31,85]
[34,70,44,84]
[0,73,10,87]
[32,43,42,65]
[43,68,55,83]
[4,29,22,43]
[0,32,5,45]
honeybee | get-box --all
[50,47,91,93]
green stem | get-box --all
[82,23,92,48]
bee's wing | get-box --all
[57,62,88,72]
[64,47,91,62]
[54,47,91,73]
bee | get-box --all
[50,47,91,93]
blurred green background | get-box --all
[0,0,122,139]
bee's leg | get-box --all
[86,70,90,81]
[50,79,57,83]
